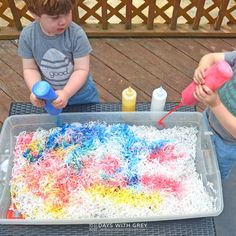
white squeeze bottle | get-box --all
[122,86,137,112]
[150,86,167,112]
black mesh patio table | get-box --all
[9,101,196,115]
[0,102,216,236]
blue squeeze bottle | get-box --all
[32,81,62,115]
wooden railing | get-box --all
[0,0,236,39]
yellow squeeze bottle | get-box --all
[122,86,137,112]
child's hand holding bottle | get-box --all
[30,92,45,107]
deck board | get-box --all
[195,38,236,52]
[164,38,209,61]
[0,37,236,127]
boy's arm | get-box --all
[194,53,225,84]
[22,58,42,90]
[198,52,224,68]
[52,55,90,108]
[211,102,236,139]
[22,58,45,107]
[63,55,90,97]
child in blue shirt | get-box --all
[193,52,236,179]
[18,0,99,109]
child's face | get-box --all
[38,10,72,36]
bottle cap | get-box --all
[150,86,167,112]
[152,86,167,99]
[125,87,136,97]
[32,81,50,98]
[156,86,165,95]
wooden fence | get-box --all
[0,0,236,39]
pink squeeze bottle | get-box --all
[157,60,233,127]
[181,60,233,106]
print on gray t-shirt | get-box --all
[40,48,73,89]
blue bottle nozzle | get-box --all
[32,81,62,116]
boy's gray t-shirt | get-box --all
[18,21,92,90]
[208,51,236,142]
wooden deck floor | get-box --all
[0,37,236,127]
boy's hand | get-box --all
[193,85,221,108]
[193,66,208,84]
[30,93,45,107]
[52,90,70,109]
